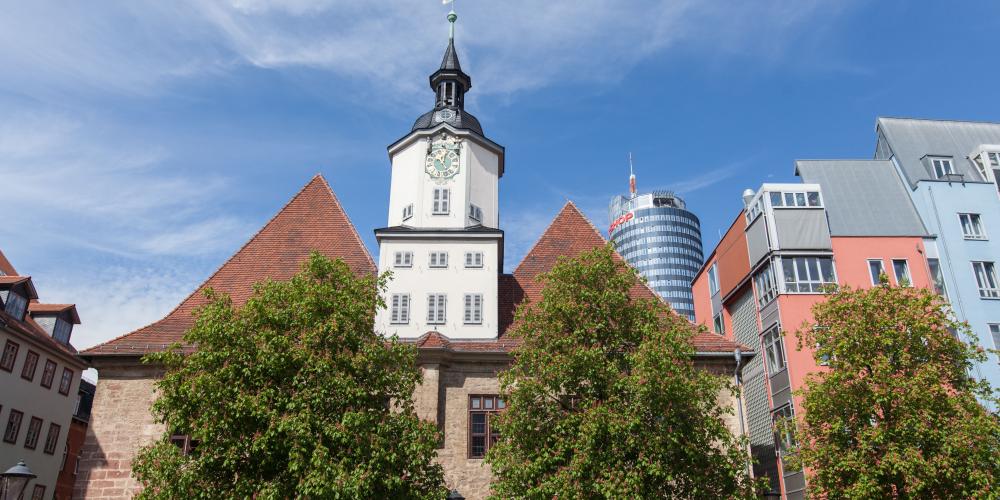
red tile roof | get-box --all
[29,303,81,324]
[0,249,16,276]
[83,175,376,356]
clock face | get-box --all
[425,139,461,181]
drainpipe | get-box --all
[734,347,752,478]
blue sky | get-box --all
[2,0,999,350]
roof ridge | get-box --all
[84,175,347,353]
[512,201,596,277]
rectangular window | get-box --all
[53,318,72,345]
[763,326,786,374]
[427,294,447,324]
[20,350,39,381]
[713,313,724,335]
[868,259,886,286]
[402,203,414,221]
[468,395,505,458]
[0,340,18,372]
[973,261,1000,298]
[390,294,410,325]
[782,256,836,293]
[59,368,74,395]
[770,191,822,208]
[393,251,413,268]
[429,252,449,268]
[989,324,1000,351]
[24,416,42,450]
[928,258,949,300]
[772,405,797,454]
[44,422,61,454]
[464,252,483,268]
[170,434,199,456]
[469,204,483,222]
[4,409,23,443]
[932,158,954,179]
[4,291,27,320]
[708,264,719,296]
[31,484,46,500]
[432,188,450,215]
[40,359,56,389]
[892,259,911,287]
[464,294,483,324]
[959,213,987,240]
[754,264,777,306]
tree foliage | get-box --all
[486,245,758,498]
[132,253,446,499]
[793,283,1000,498]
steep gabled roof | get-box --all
[500,202,741,354]
[0,249,16,275]
[83,175,375,356]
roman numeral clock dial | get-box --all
[425,135,461,182]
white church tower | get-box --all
[375,10,505,339]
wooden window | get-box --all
[24,416,42,449]
[432,188,450,215]
[20,350,39,381]
[4,409,23,443]
[40,359,56,389]
[427,294,447,325]
[468,395,505,458]
[464,252,483,268]
[429,251,448,268]
[1,340,19,372]
[59,367,74,395]
[170,434,199,456]
[393,251,413,268]
[390,294,410,325]
[44,422,61,454]
[463,294,483,325]
[31,485,46,500]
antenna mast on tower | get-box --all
[628,152,637,198]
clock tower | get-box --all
[375,10,505,339]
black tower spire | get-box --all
[411,10,483,135]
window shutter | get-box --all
[474,294,482,323]
[441,189,450,213]
[475,252,483,267]
[394,252,402,266]
[465,252,473,267]
[427,295,436,323]
[438,295,446,323]
[433,189,441,213]
[401,295,409,323]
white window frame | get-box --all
[390,294,410,325]
[427,294,447,324]
[988,323,1000,351]
[931,157,954,179]
[927,258,949,300]
[763,325,786,374]
[432,188,450,215]
[402,204,414,221]
[707,264,719,296]
[712,313,724,335]
[972,261,1000,299]
[393,251,413,268]
[867,259,886,286]
[769,190,822,208]
[781,256,836,293]
[463,293,483,325]
[754,264,777,307]
[429,252,449,269]
[959,213,987,240]
[464,251,483,268]
[891,259,911,287]
[469,204,483,222]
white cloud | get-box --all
[0,110,253,258]
[0,1,853,107]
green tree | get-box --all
[486,245,758,498]
[793,283,1000,498]
[132,253,446,499]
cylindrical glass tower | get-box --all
[608,191,703,320]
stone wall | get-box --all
[74,361,163,499]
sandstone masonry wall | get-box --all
[74,362,163,499]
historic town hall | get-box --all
[75,13,746,499]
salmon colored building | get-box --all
[693,159,942,499]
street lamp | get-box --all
[0,460,36,500]
[446,489,464,500]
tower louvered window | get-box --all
[433,188,450,215]
[390,294,410,324]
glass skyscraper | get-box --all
[609,190,704,320]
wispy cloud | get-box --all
[0,1,854,109]
[651,161,748,195]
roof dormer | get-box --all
[0,276,38,322]
[29,303,81,346]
